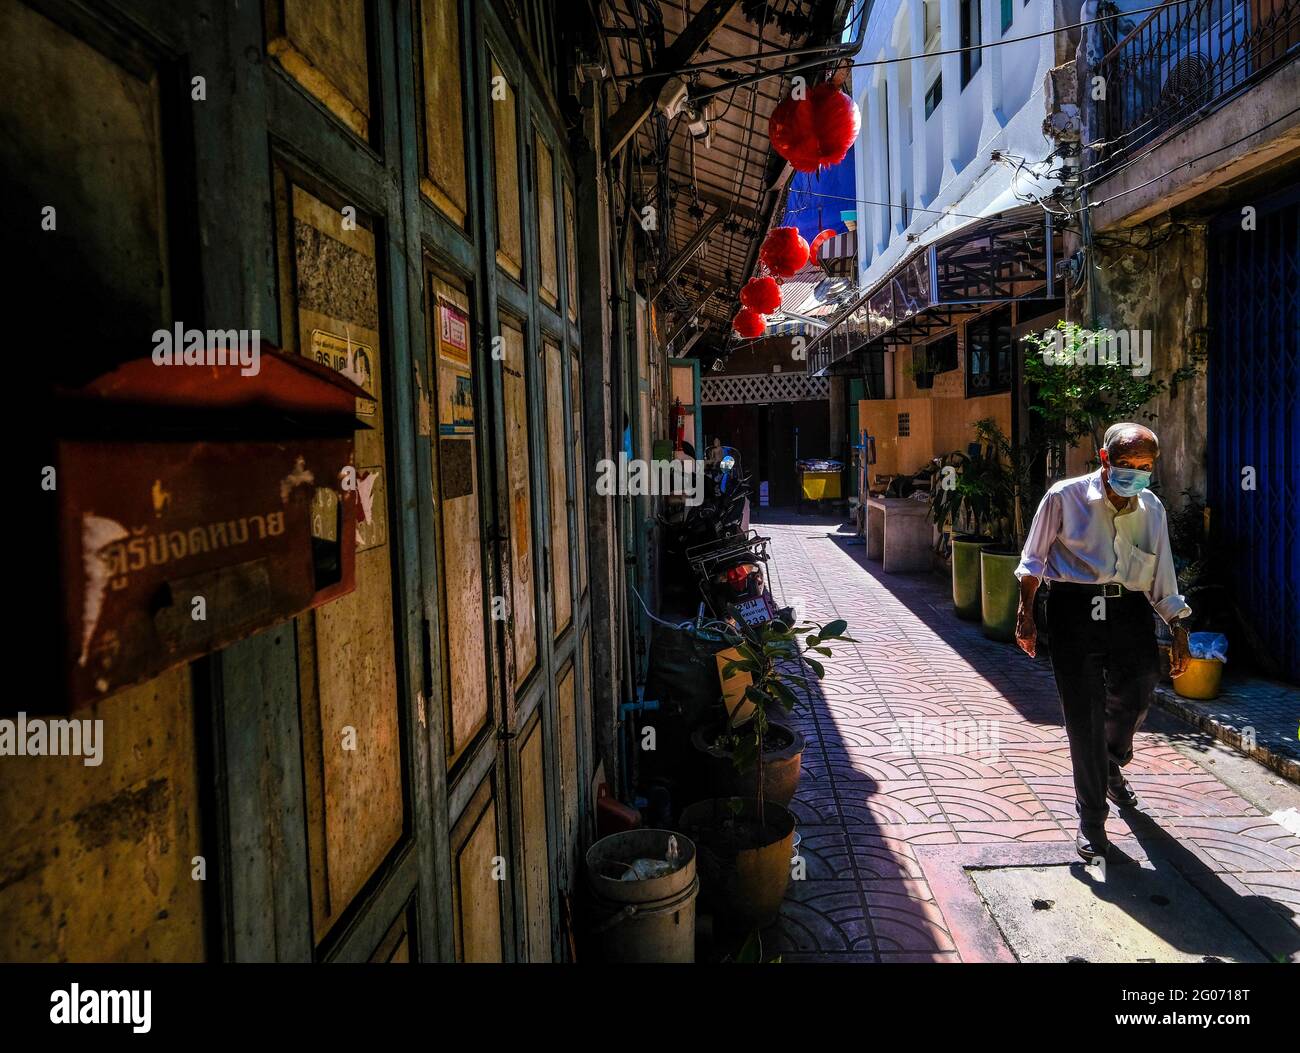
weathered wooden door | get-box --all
[418,0,593,962]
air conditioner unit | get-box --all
[1152,1,1250,117]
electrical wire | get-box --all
[690,1,1199,101]
[1084,104,1300,210]
[1046,103,1300,221]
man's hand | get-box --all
[1169,620,1191,679]
[1015,598,1037,658]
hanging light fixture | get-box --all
[739,275,782,314]
[768,83,860,173]
[759,226,809,278]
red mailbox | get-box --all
[50,347,373,710]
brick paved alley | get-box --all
[759,513,1300,963]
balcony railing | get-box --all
[1093,0,1300,174]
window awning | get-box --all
[807,205,1062,377]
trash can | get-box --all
[1172,632,1228,700]
[586,830,698,963]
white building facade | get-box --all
[853,0,1063,290]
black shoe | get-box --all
[1077,826,1109,862]
[1107,774,1139,809]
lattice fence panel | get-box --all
[701,372,830,405]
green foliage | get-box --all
[1020,321,1179,456]
[929,418,1039,549]
[719,617,852,816]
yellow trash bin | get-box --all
[1172,656,1224,700]
[800,470,841,500]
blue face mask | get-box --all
[1107,465,1152,497]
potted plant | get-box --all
[679,617,849,933]
[956,418,1038,641]
[929,447,998,619]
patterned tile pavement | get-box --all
[754,512,1300,962]
[1153,679,1300,783]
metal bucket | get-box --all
[586,829,698,963]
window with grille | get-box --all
[966,306,1013,395]
[912,333,958,389]
[861,348,886,398]
[897,412,910,437]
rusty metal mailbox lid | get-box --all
[54,349,373,710]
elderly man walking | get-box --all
[1015,423,1191,861]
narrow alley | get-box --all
[759,513,1300,963]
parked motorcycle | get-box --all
[686,530,794,630]
[658,443,751,567]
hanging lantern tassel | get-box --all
[739,275,783,314]
[768,83,861,173]
[732,307,767,339]
[759,226,809,278]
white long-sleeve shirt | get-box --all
[1015,469,1191,624]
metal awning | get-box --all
[597,0,862,357]
[807,205,1062,376]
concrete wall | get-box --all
[1075,225,1211,497]
[857,321,1013,488]
[854,0,1060,293]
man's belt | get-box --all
[1050,581,1129,598]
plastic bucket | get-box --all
[951,537,994,620]
[1173,656,1224,700]
[586,829,698,963]
[980,549,1021,641]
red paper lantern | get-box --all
[732,307,767,339]
[740,275,783,314]
[760,226,809,278]
[768,83,861,173]
[808,228,837,261]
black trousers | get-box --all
[1045,583,1159,829]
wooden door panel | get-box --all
[545,339,572,634]
[0,4,204,962]
[430,276,490,764]
[563,182,579,323]
[452,777,504,962]
[518,715,552,961]
[266,0,371,140]
[279,181,404,944]
[489,55,522,279]
[501,317,537,685]
[535,130,558,307]
[571,350,589,596]
[556,663,578,885]
[418,0,468,226]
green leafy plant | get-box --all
[929,418,1040,550]
[719,617,851,826]
[1020,320,1193,460]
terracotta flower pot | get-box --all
[678,797,796,932]
[690,722,805,806]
